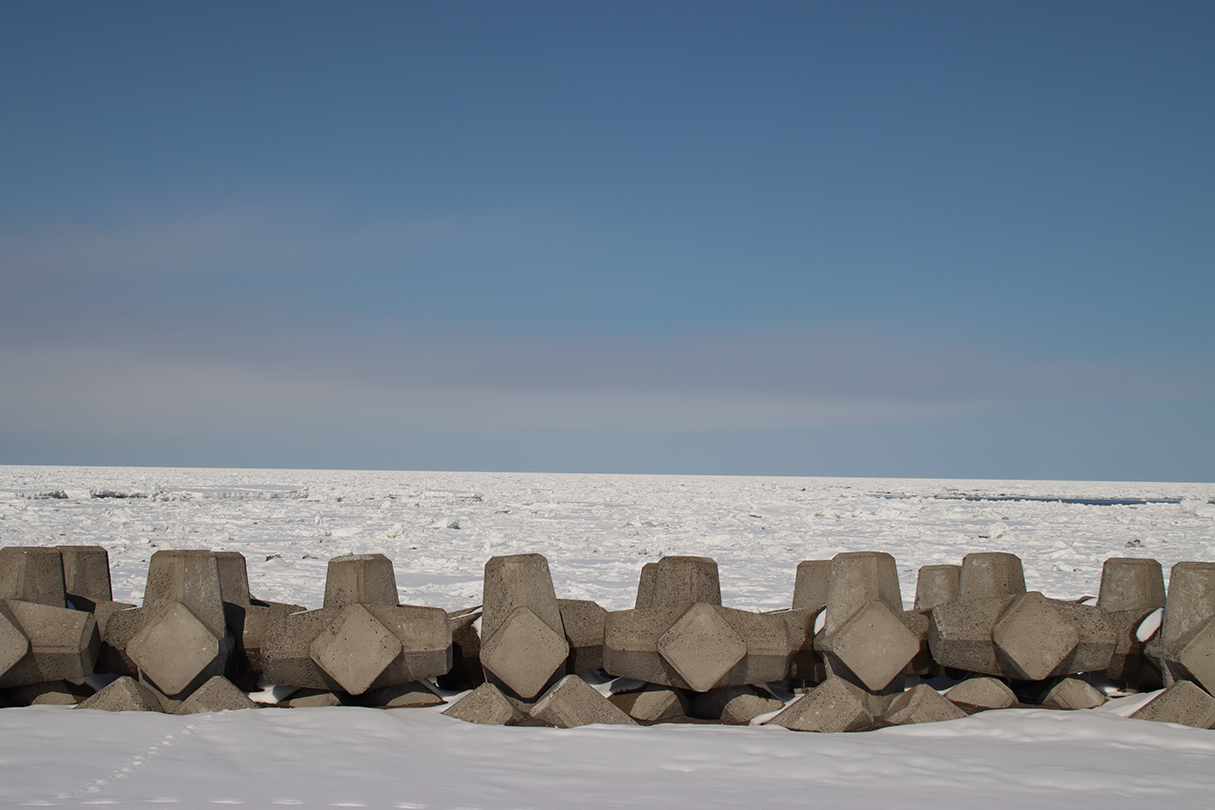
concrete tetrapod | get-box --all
[480,554,568,700]
[1148,562,1215,694]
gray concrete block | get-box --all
[310,602,405,695]
[1130,681,1215,728]
[1173,616,1215,695]
[1040,677,1107,710]
[1150,562,1215,690]
[821,552,903,636]
[529,675,637,728]
[769,678,873,733]
[0,602,31,682]
[1052,600,1116,675]
[1097,557,1165,614]
[634,556,721,613]
[691,684,782,724]
[177,675,259,714]
[634,562,658,609]
[609,684,690,722]
[364,681,445,708]
[126,601,231,698]
[323,554,399,609]
[791,560,832,611]
[901,610,936,677]
[442,682,523,725]
[261,608,341,688]
[362,603,451,685]
[57,545,113,610]
[715,606,791,687]
[884,684,967,725]
[0,547,66,607]
[93,601,142,675]
[480,605,569,700]
[602,607,684,686]
[0,598,100,687]
[143,550,228,639]
[927,597,1014,677]
[75,675,164,712]
[914,564,961,614]
[482,554,564,641]
[658,602,746,692]
[818,600,918,692]
[958,552,1026,602]
[558,598,606,674]
[992,592,1079,681]
[945,676,1017,711]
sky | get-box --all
[1,1,1212,482]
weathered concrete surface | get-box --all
[609,683,690,722]
[1130,681,1215,729]
[480,606,569,700]
[992,592,1080,681]
[769,677,873,733]
[958,553,1026,602]
[323,554,399,609]
[142,550,228,639]
[657,603,745,692]
[438,607,484,689]
[914,565,961,614]
[818,600,919,692]
[0,547,66,607]
[791,560,832,611]
[1097,558,1165,614]
[884,684,967,725]
[529,675,637,728]
[0,598,100,687]
[634,555,722,614]
[945,676,1017,711]
[1040,677,1107,710]
[558,598,606,674]
[928,598,1015,677]
[57,545,113,610]
[441,682,523,725]
[177,675,259,714]
[76,676,164,713]
[126,601,230,698]
[1149,562,1215,693]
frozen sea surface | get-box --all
[1,466,1213,809]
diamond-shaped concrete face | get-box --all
[829,601,919,692]
[657,603,745,693]
[0,605,31,680]
[480,606,570,699]
[993,592,1079,681]
[127,602,226,697]
[310,603,403,695]
[1178,617,1215,694]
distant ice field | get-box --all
[3,466,1215,809]
[2,465,1212,612]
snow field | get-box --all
[1,466,1214,809]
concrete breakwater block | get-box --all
[609,683,690,722]
[1148,562,1215,695]
[529,674,637,728]
[884,683,967,725]
[0,598,101,688]
[944,677,1017,711]
[480,554,568,700]
[57,545,114,611]
[814,552,918,694]
[635,556,722,613]
[914,564,961,614]
[1130,681,1215,728]
[691,684,782,724]
[0,547,67,608]
[769,678,874,733]
[442,682,523,725]
[558,598,607,675]
[603,602,789,692]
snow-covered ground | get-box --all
[2,465,1214,809]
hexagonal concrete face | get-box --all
[480,606,570,700]
[657,603,746,693]
[310,603,404,695]
[127,602,227,697]
[993,592,1079,681]
[828,601,919,692]
[1177,617,1215,694]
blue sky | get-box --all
[2,1,1212,481]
